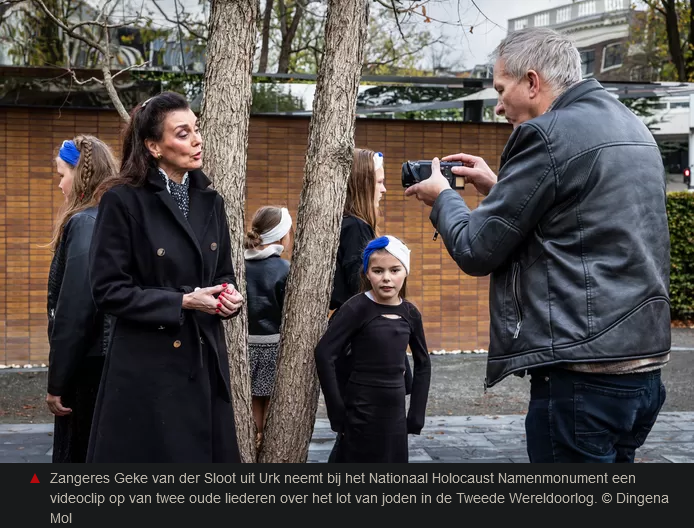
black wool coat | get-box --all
[87,168,241,463]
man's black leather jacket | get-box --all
[431,78,671,388]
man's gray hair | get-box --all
[491,28,582,95]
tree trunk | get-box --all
[259,0,369,463]
[200,0,258,463]
[277,1,305,73]
[258,0,274,72]
[688,0,694,79]
[663,0,686,81]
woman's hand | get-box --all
[182,285,226,315]
[217,284,244,317]
[182,284,244,316]
[46,394,72,416]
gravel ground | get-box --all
[3,328,694,424]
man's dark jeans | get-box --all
[525,367,666,463]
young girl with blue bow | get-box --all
[315,235,431,463]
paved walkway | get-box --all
[3,412,693,463]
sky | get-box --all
[424,0,593,69]
[135,1,647,71]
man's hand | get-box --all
[403,158,451,207]
[443,152,497,196]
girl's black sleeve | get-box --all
[406,308,431,434]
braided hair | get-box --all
[48,135,118,251]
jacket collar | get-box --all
[146,166,212,191]
[245,245,284,261]
[548,78,603,112]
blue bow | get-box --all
[363,236,389,274]
[59,140,80,167]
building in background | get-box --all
[508,0,690,172]
[508,0,651,82]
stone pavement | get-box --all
[2,412,693,463]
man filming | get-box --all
[405,27,671,463]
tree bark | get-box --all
[259,0,369,463]
[258,0,274,72]
[102,66,131,123]
[200,0,258,463]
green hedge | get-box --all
[667,192,694,320]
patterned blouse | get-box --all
[159,168,190,218]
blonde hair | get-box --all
[49,135,118,251]
[345,148,379,234]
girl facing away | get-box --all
[244,206,293,450]
[46,135,118,462]
[315,235,431,463]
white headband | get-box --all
[260,208,292,245]
[384,235,410,275]
[373,151,384,171]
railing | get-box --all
[509,0,629,31]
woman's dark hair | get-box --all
[96,91,190,197]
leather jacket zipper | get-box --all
[512,261,523,339]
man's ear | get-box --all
[527,70,541,99]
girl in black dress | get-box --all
[315,236,431,463]
[326,149,412,461]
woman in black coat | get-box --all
[87,92,244,462]
[46,135,118,462]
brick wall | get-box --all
[0,107,512,365]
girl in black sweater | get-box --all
[244,206,293,449]
[330,148,386,310]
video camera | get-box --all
[401,160,465,189]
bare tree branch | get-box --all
[32,0,105,53]
[151,0,207,41]
[112,59,151,79]
[71,18,142,32]
[470,0,504,30]
[69,72,104,85]
[390,0,407,41]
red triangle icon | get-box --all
[30,474,40,484]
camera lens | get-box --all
[402,162,416,188]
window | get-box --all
[534,13,550,27]
[580,50,595,76]
[556,7,572,24]
[577,1,597,18]
[602,43,623,71]
[605,0,624,11]
[513,18,528,31]
[671,101,690,109]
